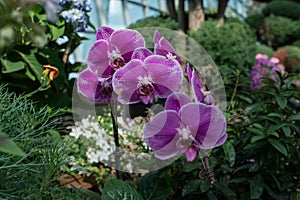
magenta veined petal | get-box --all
[154,134,182,160]
[191,69,205,102]
[112,59,147,104]
[183,146,198,162]
[154,31,181,62]
[87,40,112,77]
[77,69,99,101]
[131,47,152,61]
[165,92,192,113]
[187,64,193,82]
[144,110,180,150]
[110,29,145,61]
[179,103,227,149]
[96,26,115,40]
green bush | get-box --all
[256,44,274,57]
[292,39,300,48]
[263,0,300,20]
[245,13,265,32]
[260,16,300,48]
[189,20,257,79]
[127,15,179,30]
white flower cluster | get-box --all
[69,115,114,163]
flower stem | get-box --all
[110,100,121,179]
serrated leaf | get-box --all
[267,113,283,119]
[275,95,287,109]
[268,123,286,132]
[1,59,25,73]
[268,138,288,156]
[250,175,264,199]
[223,141,235,167]
[0,133,26,156]
[267,131,279,138]
[102,179,143,200]
[138,171,172,200]
[282,127,291,137]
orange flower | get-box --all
[42,65,59,81]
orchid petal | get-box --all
[77,69,99,101]
[165,92,192,113]
[183,146,198,162]
[87,40,112,77]
[96,26,114,40]
[154,134,182,160]
[187,64,193,82]
[191,69,205,102]
[112,59,146,104]
[131,47,153,61]
[179,103,227,149]
[144,110,180,150]
[110,29,145,61]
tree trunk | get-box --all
[188,0,205,31]
[166,0,177,21]
[178,0,187,32]
[216,0,229,27]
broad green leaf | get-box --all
[1,59,25,73]
[268,123,286,132]
[282,127,291,137]
[0,133,26,156]
[17,50,43,83]
[268,138,288,156]
[49,21,65,40]
[223,141,235,167]
[267,113,283,119]
[138,171,172,200]
[245,102,265,114]
[275,95,287,109]
[267,131,279,138]
[247,127,265,136]
[251,135,265,143]
[183,160,201,172]
[182,179,201,197]
[250,175,264,199]
[102,179,143,200]
[287,114,300,121]
[214,182,236,197]
[207,190,218,200]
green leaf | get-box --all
[0,133,26,156]
[267,131,279,138]
[247,127,265,136]
[214,182,236,197]
[223,141,235,167]
[49,21,65,40]
[138,171,172,200]
[287,115,300,121]
[282,127,291,137]
[268,123,286,132]
[182,179,201,197]
[251,135,265,143]
[17,50,43,83]
[268,138,288,156]
[183,160,201,172]
[250,175,264,199]
[1,59,25,73]
[207,190,218,200]
[102,179,143,200]
[275,95,287,109]
[245,102,265,114]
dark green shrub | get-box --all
[245,13,265,32]
[256,44,274,57]
[260,16,300,48]
[292,39,300,48]
[263,0,300,20]
[128,15,179,30]
[189,20,257,79]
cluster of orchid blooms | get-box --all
[77,26,227,162]
[250,54,285,91]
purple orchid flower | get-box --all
[154,31,181,63]
[112,51,183,104]
[144,92,227,162]
[77,68,113,103]
[87,26,145,77]
[187,64,214,105]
